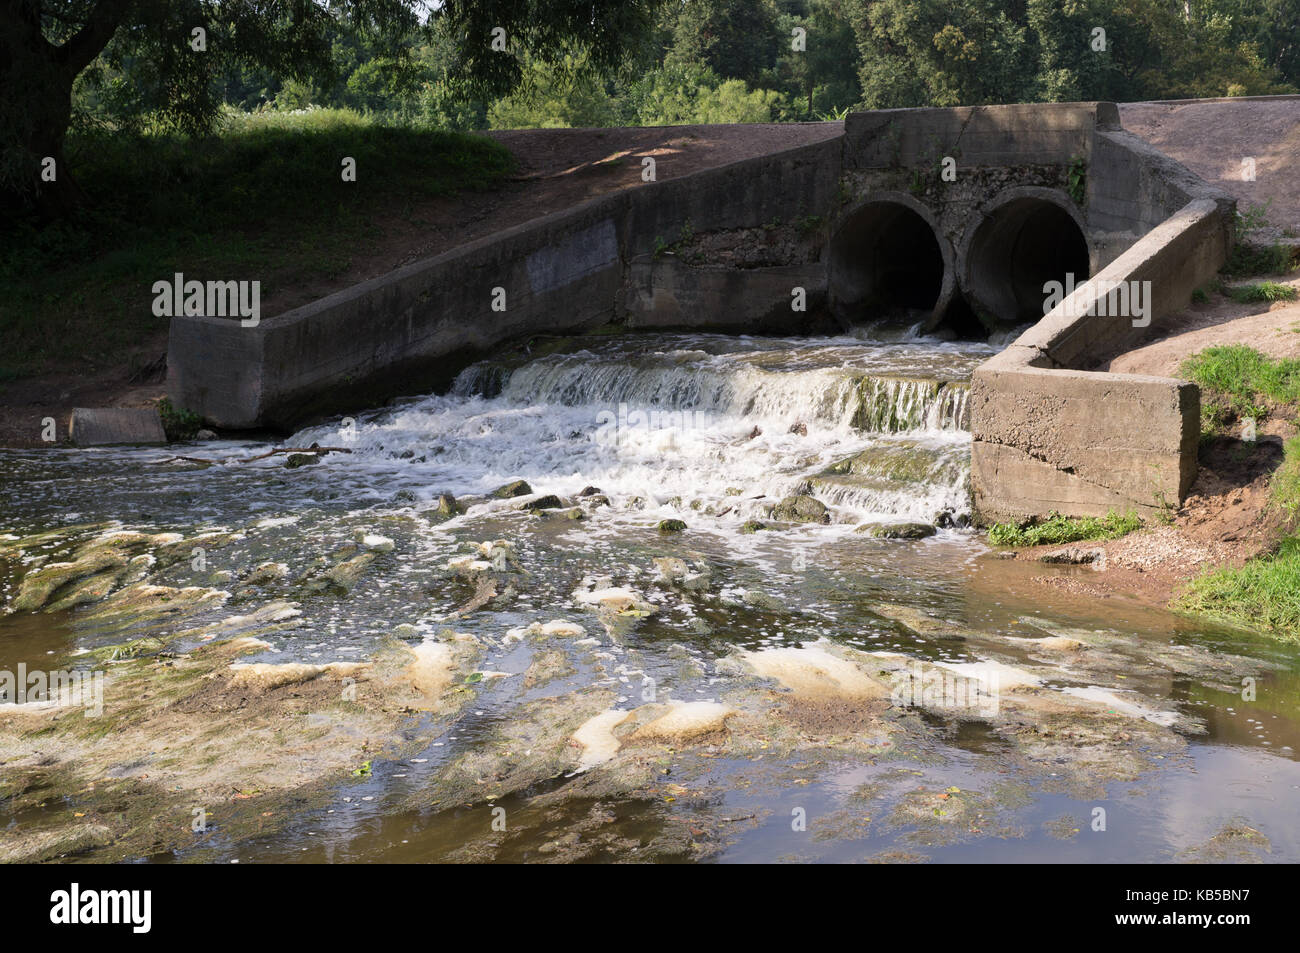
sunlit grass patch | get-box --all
[986,510,1142,547]
[1175,538,1300,640]
[1226,281,1299,304]
[1181,345,1300,438]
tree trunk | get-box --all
[0,0,125,219]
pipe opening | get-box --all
[964,197,1090,327]
[830,201,946,328]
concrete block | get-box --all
[70,408,167,446]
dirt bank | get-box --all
[994,280,1300,609]
[1119,98,1300,230]
[0,123,842,447]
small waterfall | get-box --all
[297,333,993,525]
[850,378,969,433]
[454,349,972,436]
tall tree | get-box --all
[855,0,1034,107]
[663,0,781,88]
[1,0,661,218]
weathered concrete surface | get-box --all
[842,101,1109,169]
[623,258,828,331]
[69,408,166,446]
[970,199,1231,521]
[167,101,1235,523]
[971,369,1200,521]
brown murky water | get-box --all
[2,332,1297,863]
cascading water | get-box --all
[291,332,993,529]
[3,326,1297,865]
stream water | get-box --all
[2,330,1297,863]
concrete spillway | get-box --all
[168,102,1234,522]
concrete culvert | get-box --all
[963,196,1090,329]
[829,200,947,328]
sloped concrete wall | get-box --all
[970,198,1233,522]
[168,136,841,429]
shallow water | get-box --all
[2,330,1297,863]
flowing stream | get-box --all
[1,330,1298,863]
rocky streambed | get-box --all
[1,331,1297,863]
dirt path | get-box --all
[1102,280,1300,378]
[0,123,841,446]
[1119,98,1300,230]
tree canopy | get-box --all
[4,0,1298,218]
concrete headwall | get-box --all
[970,198,1233,522]
[169,102,1239,526]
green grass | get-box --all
[987,510,1142,547]
[1173,344,1300,638]
[1,107,515,382]
[1181,345,1300,437]
[1274,434,1300,518]
[1175,538,1300,640]
[157,397,201,441]
[1226,281,1299,303]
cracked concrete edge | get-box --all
[970,194,1226,522]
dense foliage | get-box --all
[5,0,1298,216]
[59,0,1300,134]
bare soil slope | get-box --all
[1119,98,1300,230]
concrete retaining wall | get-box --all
[970,198,1233,522]
[169,102,1239,524]
[169,136,840,429]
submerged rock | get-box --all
[740,641,892,702]
[238,561,289,588]
[324,552,375,592]
[574,586,655,615]
[739,520,768,534]
[361,534,395,553]
[571,709,630,771]
[857,522,936,539]
[506,619,588,641]
[769,495,830,524]
[493,480,533,499]
[227,660,370,691]
[520,494,564,511]
[628,701,735,743]
[653,557,689,582]
[657,519,688,533]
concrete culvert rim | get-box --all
[960,186,1092,331]
[829,192,955,332]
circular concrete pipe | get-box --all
[828,194,954,331]
[960,187,1091,330]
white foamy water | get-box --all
[288,333,994,528]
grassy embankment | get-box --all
[1174,344,1300,638]
[0,108,515,386]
